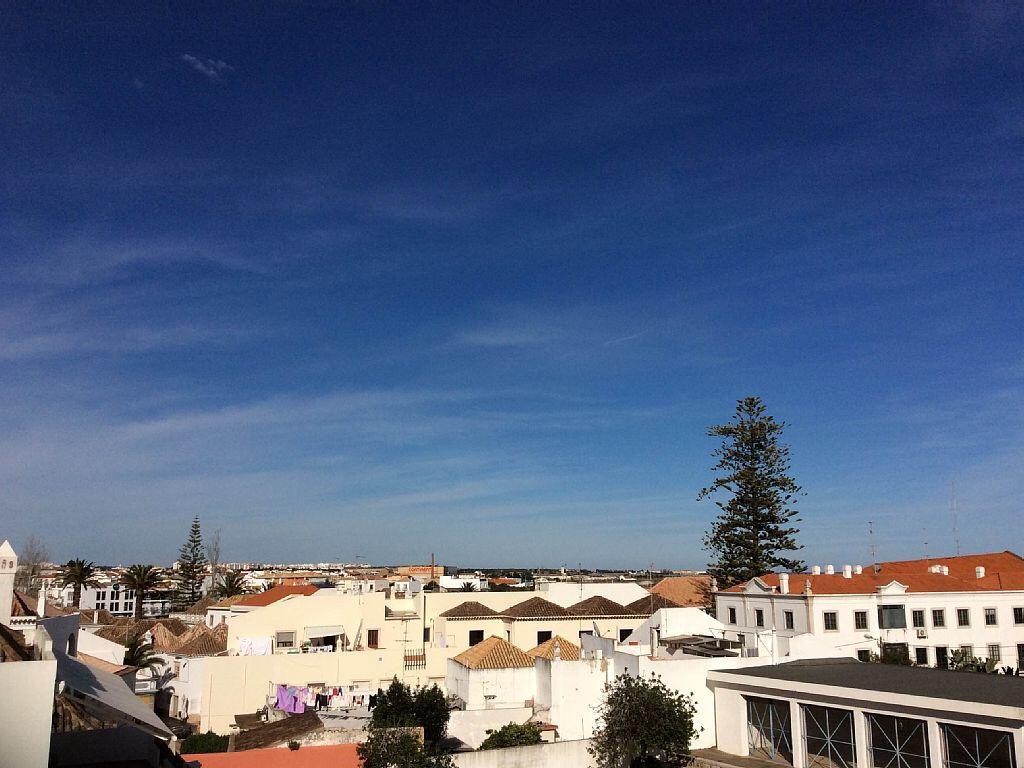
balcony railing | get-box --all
[403,648,427,670]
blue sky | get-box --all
[2,3,1022,568]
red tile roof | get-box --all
[187,743,361,768]
[723,551,1024,595]
[650,575,712,607]
[234,585,319,607]
[503,596,572,619]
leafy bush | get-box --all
[180,731,229,754]
[479,721,543,750]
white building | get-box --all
[58,581,138,617]
[714,551,1024,668]
[708,657,1023,768]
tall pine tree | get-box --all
[699,397,805,587]
[174,516,208,609]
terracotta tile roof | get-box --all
[527,635,581,661]
[78,652,135,677]
[232,709,323,751]
[186,743,360,768]
[173,623,228,657]
[651,575,712,607]
[209,595,250,609]
[12,590,72,618]
[182,596,217,615]
[91,618,187,652]
[624,593,683,614]
[234,585,318,608]
[440,601,501,618]
[79,608,118,625]
[722,552,1024,595]
[452,636,534,670]
[503,596,573,619]
[566,596,630,616]
[0,622,33,662]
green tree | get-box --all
[123,633,163,672]
[61,559,100,609]
[589,674,698,768]
[180,731,229,754]
[213,569,248,599]
[174,516,207,609]
[413,684,449,747]
[458,580,478,592]
[371,679,450,749]
[698,397,805,587]
[479,721,543,750]
[120,564,161,621]
[358,727,455,768]
[948,649,997,673]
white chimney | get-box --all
[942,566,949,576]
[37,590,46,619]
[779,573,790,594]
[826,564,835,575]
[976,566,985,579]
[854,565,863,574]
[812,565,821,575]
[0,540,17,629]
[843,565,852,579]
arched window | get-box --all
[66,633,77,656]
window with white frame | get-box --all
[957,608,970,627]
[912,610,925,628]
[932,609,945,628]
[784,610,794,630]
[823,612,838,631]
[803,704,856,768]
[855,611,868,630]
[987,644,1000,662]
[728,606,737,624]
[984,608,997,626]
[867,713,929,768]
[755,609,765,627]
[747,696,793,765]
[942,723,1015,768]
[1014,607,1024,625]
[960,644,974,657]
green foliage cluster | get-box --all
[479,721,543,750]
[175,516,208,609]
[589,674,698,768]
[180,731,229,754]
[371,678,450,748]
[699,397,805,587]
[358,728,455,768]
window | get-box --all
[857,649,871,662]
[784,610,795,630]
[988,644,1001,662]
[823,612,838,631]
[960,644,974,657]
[912,610,925,628]
[1014,607,1024,625]
[367,629,379,649]
[868,714,929,768]
[423,627,430,643]
[935,646,949,668]
[932,609,945,628]
[619,628,632,642]
[755,609,765,627]
[275,631,296,649]
[915,647,928,665]
[728,607,737,624]
[537,630,553,644]
[468,630,484,646]
[803,704,855,768]
[1018,644,1024,666]
[984,608,997,626]
[942,723,1016,768]
[878,605,907,629]
[747,697,793,764]
[957,608,970,627]
[855,611,868,631]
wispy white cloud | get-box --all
[180,54,234,80]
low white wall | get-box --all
[453,739,594,768]
[449,707,533,749]
[0,659,57,768]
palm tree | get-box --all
[120,564,162,621]
[123,633,162,672]
[213,569,248,599]
[458,580,478,592]
[61,559,100,609]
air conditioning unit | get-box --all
[916,629,928,639]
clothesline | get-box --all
[270,682,376,714]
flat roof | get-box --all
[712,658,1024,709]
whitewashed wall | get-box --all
[452,739,594,768]
[0,659,57,768]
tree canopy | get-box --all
[589,674,698,768]
[174,516,207,609]
[479,721,543,750]
[371,678,450,748]
[358,727,454,768]
[699,396,805,586]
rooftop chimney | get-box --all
[854,565,863,575]
[812,565,821,575]
[37,590,46,619]
[779,573,790,594]
[975,566,985,579]
[842,565,852,579]
[942,566,949,576]
[826,564,835,575]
